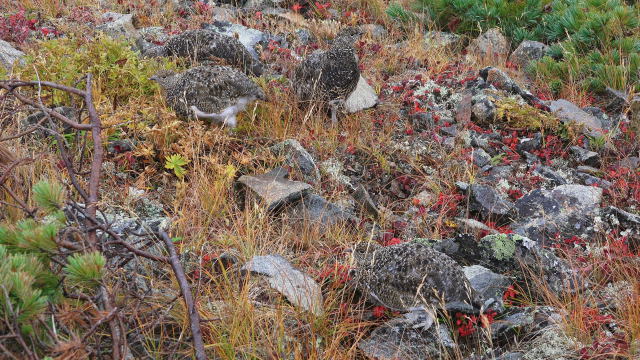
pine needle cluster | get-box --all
[0,180,106,338]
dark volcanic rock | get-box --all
[271,139,320,184]
[569,146,600,167]
[433,234,581,295]
[508,40,549,69]
[286,194,355,227]
[512,184,602,244]
[358,316,456,360]
[468,184,514,220]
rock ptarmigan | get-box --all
[145,29,264,76]
[351,241,481,313]
[151,65,265,128]
[293,27,361,123]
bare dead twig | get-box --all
[159,230,208,360]
[81,307,120,345]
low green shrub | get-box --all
[14,35,177,104]
[400,0,640,93]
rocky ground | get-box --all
[1,0,640,359]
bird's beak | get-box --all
[149,75,158,82]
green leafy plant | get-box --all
[165,154,190,180]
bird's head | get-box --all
[350,241,381,266]
[149,70,178,88]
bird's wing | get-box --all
[182,67,263,114]
[293,52,326,101]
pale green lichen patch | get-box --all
[482,234,518,261]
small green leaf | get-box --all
[164,154,190,180]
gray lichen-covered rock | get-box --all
[466,28,509,63]
[424,31,462,51]
[521,326,578,360]
[360,24,388,39]
[271,139,320,184]
[508,40,548,69]
[344,75,378,113]
[490,306,563,343]
[569,146,600,167]
[468,184,514,220]
[238,168,312,212]
[0,39,25,70]
[549,99,603,133]
[463,265,512,312]
[96,12,140,41]
[241,254,323,315]
[358,318,456,360]
[351,241,481,312]
[203,21,266,61]
[601,206,640,251]
[472,148,492,167]
[433,234,581,295]
[513,184,602,244]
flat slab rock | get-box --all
[241,254,323,315]
[238,168,312,212]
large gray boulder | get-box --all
[466,28,509,63]
[549,99,603,133]
[96,12,140,41]
[358,317,456,360]
[508,40,548,69]
[0,39,25,70]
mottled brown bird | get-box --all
[151,65,265,128]
[293,27,361,123]
[145,29,264,76]
[351,241,480,312]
